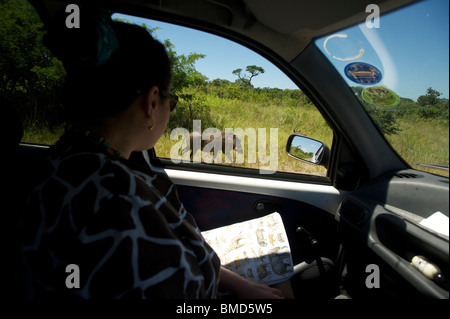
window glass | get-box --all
[1,0,333,177]
[113,14,333,176]
[1,0,66,145]
[315,0,449,177]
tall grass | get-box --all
[21,118,64,146]
[387,119,449,177]
[21,93,448,177]
[155,93,331,175]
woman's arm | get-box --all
[218,266,287,299]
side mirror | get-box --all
[286,134,330,168]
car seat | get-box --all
[3,97,49,299]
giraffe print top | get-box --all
[17,132,221,298]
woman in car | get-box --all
[16,20,289,299]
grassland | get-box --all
[387,119,449,177]
[21,91,449,177]
[154,93,331,175]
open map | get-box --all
[202,212,294,286]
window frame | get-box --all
[126,16,342,185]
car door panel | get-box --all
[165,168,346,215]
[164,168,345,265]
[338,170,449,298]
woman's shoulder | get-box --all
[50,148,144,194]
[42,131,175,201]
[46,133,137,188]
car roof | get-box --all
[33,0,418,62]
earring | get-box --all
[148,120,156,131]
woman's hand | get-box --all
[218,267,287,299]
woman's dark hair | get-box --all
[62,21,172,127]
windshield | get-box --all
[315,0,449,177]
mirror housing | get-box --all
[286,134,330,168]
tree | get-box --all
[365,105,401,136]
[211,78,231,87]
[112,18,212,130]
[0,0,66,126]
[161,39,211,130]
[113,18,207,93]
[351,87,401,136]
[232,65,265,88]
[416,88,448,120]
[164,39,207,93]
[417,87,441,107]
[1,2,210,129]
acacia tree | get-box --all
[232,65,265,88]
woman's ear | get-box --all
[143,85,160,118]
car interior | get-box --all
[4,0,449,300]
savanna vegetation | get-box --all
[1,0,448,176]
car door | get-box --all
[148,157,345,264]
[133,2,448,299]
[103,10,346,275]
[110,12,352,300]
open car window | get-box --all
[4,0,334,178]
[112,13,334,177]
[315,0,449,177]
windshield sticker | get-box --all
[362,87,400,107]
[323,34,364,62]
[345,62,382,85]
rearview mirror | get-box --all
[286,134,330,168]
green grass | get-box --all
[21,119,64,146]
[155,94,331,175]
[387,119,449,177]
[21,93,449,177]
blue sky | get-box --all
[113,0,449,101]
[316,0,449,101]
